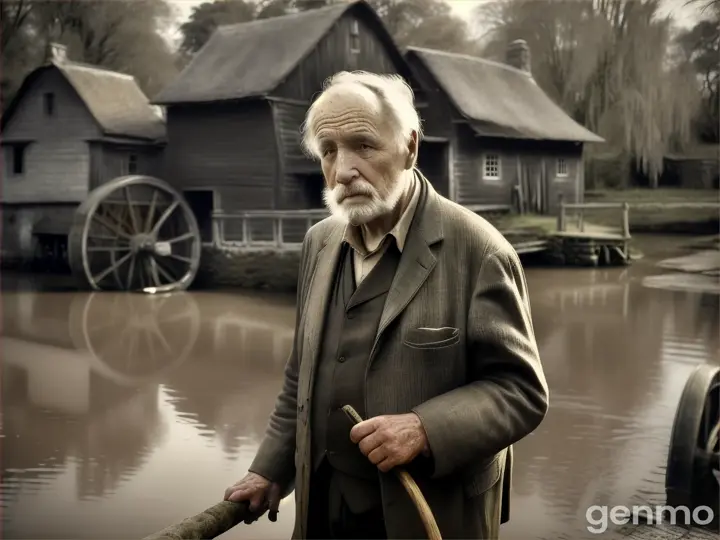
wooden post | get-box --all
[276,217,284,248]
[622,202,630,239]
[242,218,249,246]
[212,218,221,247]
[557,192,566,232]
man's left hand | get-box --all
[349,413,429,472]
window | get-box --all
[12,145,25,175]
[128,154,138,174]
[350,19,360,54]
[483,154,500,180]
[556,157,568,177]
[43,93,55,116]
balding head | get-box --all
[302,71,423,165]
[301,71,422,226]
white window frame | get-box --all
[482,153,501,180]
[556,157,569,178]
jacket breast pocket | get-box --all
[403,326,460,350]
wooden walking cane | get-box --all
[342,405,443,540]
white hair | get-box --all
[301,70,423,161]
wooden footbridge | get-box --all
[139,363,720,540]
[548,196,720,267]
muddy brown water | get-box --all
[2,235,719,540]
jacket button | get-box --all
[338,356,346,363]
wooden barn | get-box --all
[404,41,604,215]
[151,0,441,244]
[1,43,166,265]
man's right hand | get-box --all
[223,472,283,524]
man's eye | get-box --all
[360,144,373,151]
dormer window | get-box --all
[350,20,360,54]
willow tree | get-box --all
[474,0,702,187]
[582,0,700,186]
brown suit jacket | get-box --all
[249,172,549,539]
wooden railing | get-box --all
[211,209,329,249]
[210,204,512,250]
[556,193,720,239]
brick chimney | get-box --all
[506,39,531,73]
[45,42,68,64]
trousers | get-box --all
[306,459,387,539]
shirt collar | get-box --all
[343,172,420,256]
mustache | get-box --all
[334,182,376,202]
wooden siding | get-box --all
[1,68,102,203]
[88,143,165,190]
[274,14,399,101]
[163,101,278,211]
[452,124,584,212]
[2,140,90,203]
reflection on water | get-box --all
[1,284,298,539]
[1,241,719,540]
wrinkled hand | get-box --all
[223,472,282,524]
[349,413,429,473]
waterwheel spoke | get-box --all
[92,251,133,284]
[152,256,177,283]
[124,187,141,234]
[165,231,196,244]
[105,204,134,236]
[149,257,162,287]
[126,254,137,290]
[86,246,131,252]
[92,214,132,240]
[151,200,179,235]
[144,190,159,233]
[168,253,193,264]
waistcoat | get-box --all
[310,239,401,513]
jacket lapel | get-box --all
[301,222,344,395]
[373,172,444,356]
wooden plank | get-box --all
[551,231,627,241]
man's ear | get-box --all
[404,130,418,170]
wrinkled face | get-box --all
[310,84,414,226]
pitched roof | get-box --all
[153,1,410,105]
[405,47,604,144]
[1,61,166,141]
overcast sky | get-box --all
[166,0,702,45]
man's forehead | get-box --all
[313,83,383,121]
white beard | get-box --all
[322,175,407,226]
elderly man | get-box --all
[224,70,549,539]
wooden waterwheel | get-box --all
[68,176,201,292]
[665,363,719,531]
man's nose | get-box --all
[335,150,358,185]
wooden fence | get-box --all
[211,209,329,250]
[557,193,720,238]
[210,204,512,250]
